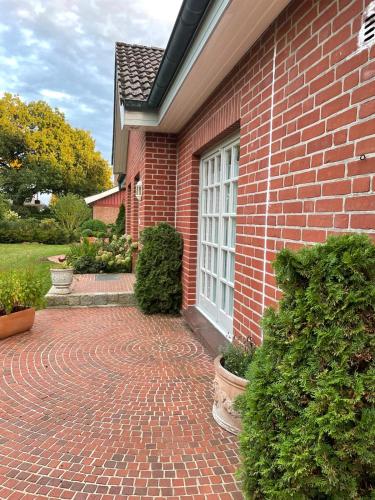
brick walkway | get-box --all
[0,307,242,499]
[71,274,136,294]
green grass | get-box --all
[0,243,71,295]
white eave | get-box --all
[85,186,120,205]
[124,0,291,133]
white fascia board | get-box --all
[123,0,228,131]
[85,186,119,205]
[158,0,230,121]
[124,110,159,128]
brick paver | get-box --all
[71,274,136,294]
[0,307,242,499]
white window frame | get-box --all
[196,133,240,341]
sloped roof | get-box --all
[85,186,120,205]
[115,42,164,102]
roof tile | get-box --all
[115,42,164,102]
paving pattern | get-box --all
[71,274,136,294]
[0,307,242,499]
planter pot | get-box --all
[50,268,74,295]
[212,354,249,435]
[0,308,35,339]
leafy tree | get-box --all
[52,194,91,236]
[0,93,112,205]
[135,223,183,314]
[0,193,10,220]
[238,234,375,499]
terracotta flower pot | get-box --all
[50,268,74,295]
[0,308,35,340]
[212,354,249,435]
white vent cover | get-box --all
[359,1,375,48]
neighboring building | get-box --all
[85,187,125,224]
[112,0,375,346]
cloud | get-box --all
[0,0,182,163]
[40,89,73,101]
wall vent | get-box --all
[359,1,375,48]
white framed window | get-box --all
[197,135,239,340]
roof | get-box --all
[115,42,164,102]
[85,186,120,205]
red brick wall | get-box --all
[90,190,125,224]
[175,0,375,344]
[92,205,119,224]
[125,130,177,241]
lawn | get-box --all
[0,243,71,295]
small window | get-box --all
[359,1,375,48]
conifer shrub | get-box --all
[135,223,183,314]
[114,203,126,236]
[239,234,375,499]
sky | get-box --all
[0,0,182,165]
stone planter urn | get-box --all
[212,354,249,435]
[50,268,74,295]
[0,308,35,339]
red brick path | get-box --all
[0,307,242,499]
[71,274,136,294]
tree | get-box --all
[0,94,112,205]
[52,194,91,235]
[114,203,126,235]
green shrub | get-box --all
[0,269,45,315]
[220,341,256,378]
[0,218,70,244]
[52,194,91,236]
[81,228,94,237]
[14,205,53,220]
[135,223,183,314]
[114,203,126,236]
[238,234,375,499]
[81,218,107,234]
[66,234,136,274]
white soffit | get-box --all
[124,0,290,133]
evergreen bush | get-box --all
[135,223,183,314]
[81,218,108,235]
[238,234,375,499]
[114,203,126,236]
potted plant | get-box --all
[0,270,44,339]
[212,341,255,435]
[50,262,74,294]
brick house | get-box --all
[112,0,375,346]
[85,186,125,224]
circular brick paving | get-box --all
[0,307,242,499]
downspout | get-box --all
[261,34,277,341]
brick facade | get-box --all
[124,0,375,344]
[90,190,125,224]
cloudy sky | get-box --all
[0,0,182,164]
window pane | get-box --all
[212,277,217,302]
[216,155,221,182]
[228,287,234,316]
[230,218,236,247]
[232,182,238,212]
[233,145,239,177]
[223,218,228,246]
[221,283,226,311]
[222,250,227,279]
[225,184,230,213]
[225,149,232,179]
[214,217,219,244]
[229,252,235,282]
[213,247,218,274]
